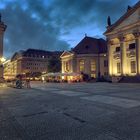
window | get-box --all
[85,45,89,49]
[104,60,108,67]
[117,62,121,74]
[131,61,136,73]
[91,60,96,71]
[91,74,96,78]
[116,47,120,52]
[104,72,108,76]
[79,60,85,72]
[129,43,135,50]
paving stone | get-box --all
[51,90,88,96]
[0,120,23,140]
[82,95,140,108]
[1,82,140,139]
[16,112,82,137]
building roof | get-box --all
[72,36,107,54]
[104,1,140,34]
[23,49,51,55]
[11,48,62,61]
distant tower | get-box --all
[0,13,7,78]
[0,13,7,59]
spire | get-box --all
[85,33,87,37]
[107,16,111,26]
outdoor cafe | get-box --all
[41,72,82,83]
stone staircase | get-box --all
[119,76,140,83]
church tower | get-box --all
[0,13,7,78]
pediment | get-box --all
[60,51,74,58]
[114,7,140,31]
[104,2,140,35]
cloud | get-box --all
[0,0,138,57]
[1,0,70,57]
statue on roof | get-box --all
[127,5,132,11]
[107,16,111,26]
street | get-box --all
[0,82,140,140]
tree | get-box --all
[47,57,61,73]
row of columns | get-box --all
[62,60,73,73]
[108,32,140,76]
[134,32,140,75]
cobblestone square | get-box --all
[0,82,140,140]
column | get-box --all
[107,39,113,76]
[70,59,74,73]
[119,36,126,75]
[61,61,65,73]
[134,32,140,75]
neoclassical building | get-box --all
[61,36,108,81]
[104,1,140,77]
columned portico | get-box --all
[104,1,140,79]
[107,39,113,76]
[134,32,140,75]
[119,36,127,75]
[107,33,139,76]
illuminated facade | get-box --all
[61,36,108,80]
[4,49,61,80]
[0,14,7,78]
[3,60,14,80]
[104,1,140,76]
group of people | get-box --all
[16,79,31,89]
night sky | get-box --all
[0,0,138,58]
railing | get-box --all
[113,48,136,59]
[126,49,136,58]
[113,51,121,59]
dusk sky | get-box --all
[0,0,138,57]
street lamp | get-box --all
[1,57,6,63]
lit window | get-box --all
[131,61,136,73]
[91,74,96,78]
[91,60,96,71]
[79,60,85,72]
[117,62,121,74]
